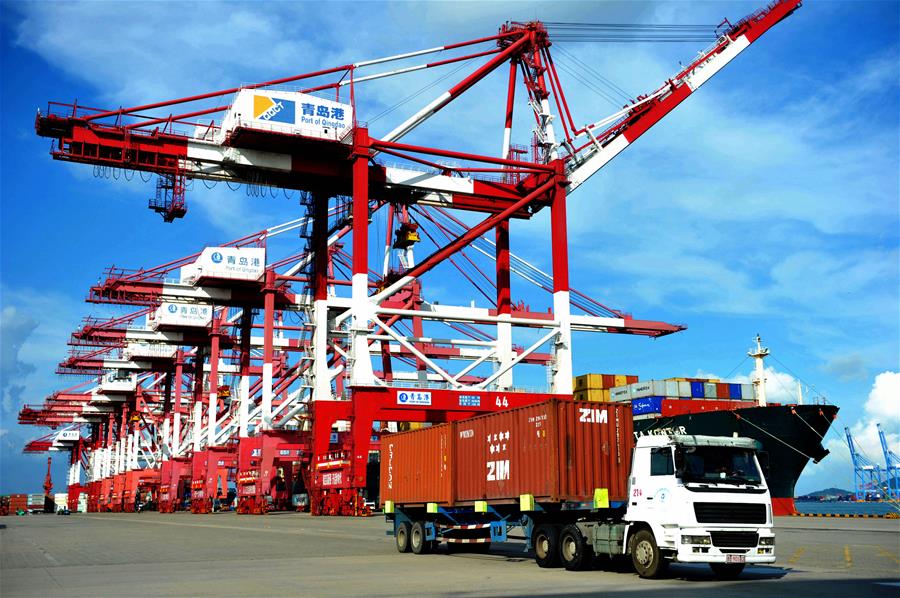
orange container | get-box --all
[381,400,633,507]
[380,423,453,505]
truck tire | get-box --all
[396,521,412,553]
[559,524,593,571]
[630,529,668,579]
[410,521,431,555]
[710,562,745,580]
[532,524,561,568]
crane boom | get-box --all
[564,0,802,192]
[34,0,801,221]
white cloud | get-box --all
[802,372,900,494]
[863,371,900,423]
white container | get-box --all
[664,380,680,398]
[677,381,692,398]
[703,382,718,399]
[610,387,631,402]
[629,381,667,399]
[186,247,266,284]
[219,89,353,142]
[628,381,653,399]
[741,383,755,401]
[151,302,213,330]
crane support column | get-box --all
[350,127,375,385]
[207,314,222,447]
[495,59,517,391]
[172,352,184,456]
[550,163,572,394]
[496,221,513,390]
[262,271,276,429]
[313,192,333,401]
[238,310,252,437]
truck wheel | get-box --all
[630,529,668,579]
[410,521,431,555]
[396,521,412,553]
[532,524,561,568]
[710,562,745,580]
[559,524,593,571]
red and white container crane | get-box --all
[24,0,803,514]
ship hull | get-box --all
[632,403,839,516]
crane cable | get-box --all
[545,21,717,43]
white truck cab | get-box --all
[620,434,775,578]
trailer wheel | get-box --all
[532,524,562,568]
[410,521,431,555]
[630,529,668,579]
[709,562,745,580]
[396,521,412,553]
[559,524,593,571]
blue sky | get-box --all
[1,1,897,495]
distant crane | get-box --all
[43,456,54,513]
[845,426,893,501]
[877,423,900,500]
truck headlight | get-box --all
[681,535,711,545]
[759,536,775,546]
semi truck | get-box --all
[381,400,775,579]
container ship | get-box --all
[575,337,838,516]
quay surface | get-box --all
[1,513,898,597]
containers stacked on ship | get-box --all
[382,401,634,560]
[572,373,638,403]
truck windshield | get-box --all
[679,447,762,485]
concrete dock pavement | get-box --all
[1,513,898,597]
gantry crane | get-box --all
[24,0,804,514]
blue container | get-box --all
[690,381,705,398]
[632,396,664,416]
[729,383,742,399]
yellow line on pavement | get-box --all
[788,547,805,564]
[843,545,852,568]
[877,547,900,565]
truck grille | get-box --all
[694,502,766,524]
[710,531,759,548]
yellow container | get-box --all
[574,374,603,390]
[613,375,627,387]
[575,389,608,402]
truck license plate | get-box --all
[726,554,746,563]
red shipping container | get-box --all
[381,400,633,507]
[717,383,731,399]
[625,375,639,384]
[602,374,616,388]
[381,423,453,505]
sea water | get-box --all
[795,501,900,516]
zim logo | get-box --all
[487,459,510,481]
[211,251,223,264]
[253,95,296,124]
[579,408,608,424]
